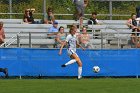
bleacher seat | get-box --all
[0,19,133,49]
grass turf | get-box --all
[0,78,140,93]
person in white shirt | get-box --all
[88,12,99,25]
[59,26,85,80]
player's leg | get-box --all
[61,49,77,67]
[61,58,76,67]
[71,53,82,79]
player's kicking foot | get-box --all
[77,76,82,80]
[61,64,66,67]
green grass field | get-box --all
[0,78,140,93]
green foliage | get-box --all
[0,0,30,4]
[0,0,140,19]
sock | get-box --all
[65,59,76,66]
[78,67,82,78]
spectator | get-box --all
[127,13,139,48]
[127,13,138,30]
[55,26,66,48]
[79,26,92,48]
[130,32,137,48]
[44,7,55,24]
[47,21,59,39]
[0,22,5,45]
[23,8,35,24]
[130,32,140,48]
[73,0,88,27]
[88,12,99,25]
[0,68,8,78]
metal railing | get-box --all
[1,31,139,49]
[0,32,21,48]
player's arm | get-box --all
[59,41,67,55]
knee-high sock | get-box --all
[65,59,76,66]
[78,67,82,77]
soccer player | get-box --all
[59,26,85,79]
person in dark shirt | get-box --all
[127,13,137,30]
[23,8,35,24]
[88,12,99,25]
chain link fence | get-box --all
[0,0,140,19]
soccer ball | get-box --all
[93,66,100,73]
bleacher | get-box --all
[0,19,133,49]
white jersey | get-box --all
[66,34,77,52]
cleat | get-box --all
[77,76,82,80]
[3,68,8,78]
[61,64,66,67]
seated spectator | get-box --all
[0,22,5,44]
[78,26,92,48]
[130,32,137,48]
[47,21,59,39]
[44,7,55,24]
[131,32,140,48]
[23,8,35,24]
[55,26,66,48]
[127,13,138,30]
[88,12,99,25]
[127,13,140,48]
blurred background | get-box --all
[0,0,140,20]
